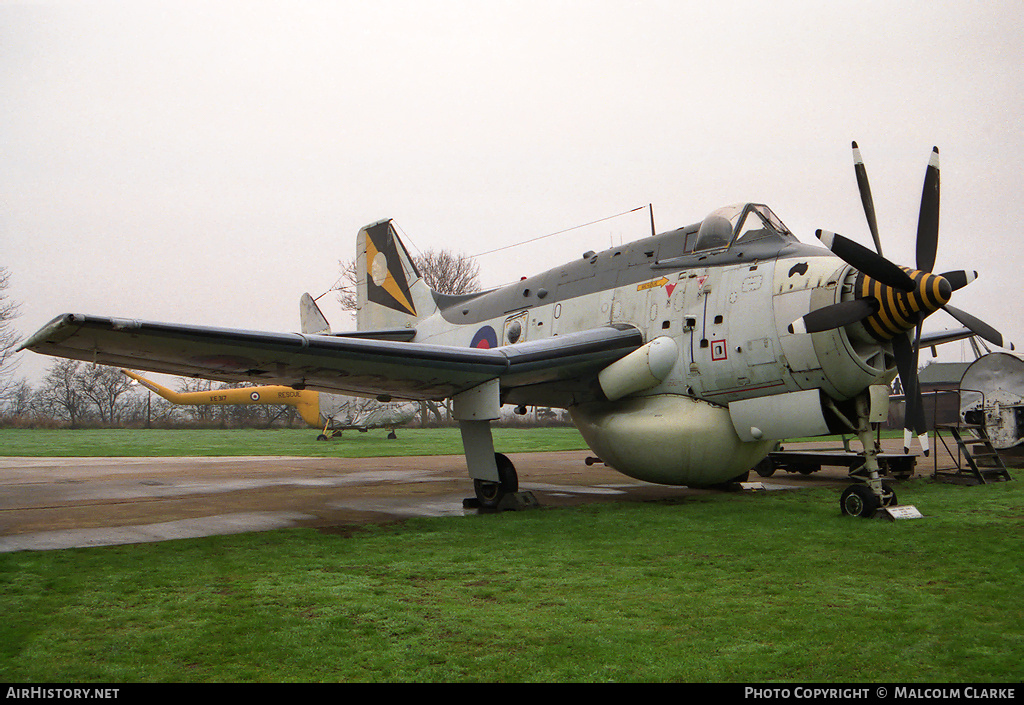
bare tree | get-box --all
[336,249,480,312]
[0,267,21,399]
[4,378,34,417]
[414,249,481,295]
[37,359,89,427]
[77,364,135,425]
[335,258,359,312]
[118,388,175,428]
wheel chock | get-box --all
[463,491,541,513]
[498,491,541,511]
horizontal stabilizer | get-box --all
[299,293,331,335]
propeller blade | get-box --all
[911,325,929,456]
[893,331,928,455]
[816,229,917,292]
[852,141,883,255]
[788,299,879,335]
[916,146,940,273]
[942,304,1012,349]
[939,270,976,292]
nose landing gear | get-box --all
[840,482,898,518]
[841,390,901,518]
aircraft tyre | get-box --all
[473,453,519,509]
[754,457,776,477]
[316,434,329,441]
[840,483,897,518]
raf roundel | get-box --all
[470,326,498,349]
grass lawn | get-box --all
[0,426,591,457]
[0,426,895,458]
[0,476,1021,682]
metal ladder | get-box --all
[933,423,1013,485]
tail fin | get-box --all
[299,293,331,335]
[356,219,437,331]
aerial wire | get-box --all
[470,205,649,258]
[316,204,650,300]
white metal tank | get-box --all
[959,352,1024,449]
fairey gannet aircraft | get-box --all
[19,144,1011,517]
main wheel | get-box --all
[840,484,879,518]
[754,457,776,478]
[707,470,751,492]
[473,453,518,508]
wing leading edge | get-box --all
[20,314,643,402]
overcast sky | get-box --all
[3,0,1022,384]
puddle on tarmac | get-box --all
[0,511,317,552]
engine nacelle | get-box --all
[570,394,774,486]
[775,260,896,402]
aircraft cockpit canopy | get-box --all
[694,203,796,252]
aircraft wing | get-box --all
[20,313,643,401]
[918,327,975,350]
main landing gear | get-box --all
[455,381,537,513]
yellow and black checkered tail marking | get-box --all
[857,268,952,340]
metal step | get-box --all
[933,424,1013,485]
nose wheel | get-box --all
[840,482,898,518]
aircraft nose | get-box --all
[894,269,952,329]
[933,273,952,306]
[917,270,952,312]
[854,268,954,341]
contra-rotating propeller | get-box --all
[790,142,1012,454]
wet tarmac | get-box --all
[0,438,965,552]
